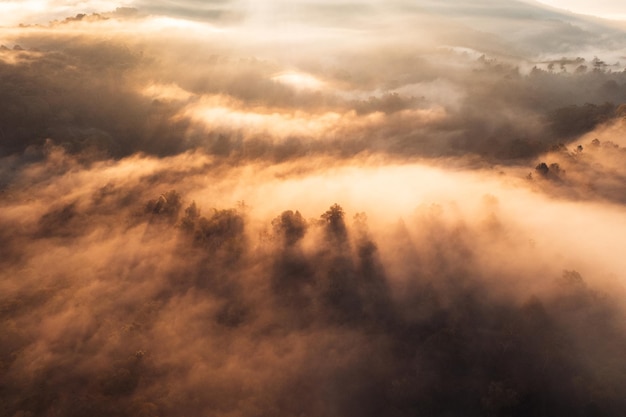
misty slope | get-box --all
[2,151,626,417]
[1,0,626,164]
[410,0,626,55]
[131,0,626,57]
[2,2,626,417]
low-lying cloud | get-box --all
[2,2,626,417]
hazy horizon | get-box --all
[3,0,626,26]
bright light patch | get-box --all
[271,71,326,90]
[599,13,626,21]
[0,0,123,26]
[535,0,626,20]
[143,16,224,33]
[185,103,343,137]
[0,0,46,13]
[143,83,194,102]
[0,0,47,26]
[180,95,446,140]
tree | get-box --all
[272,210,307,247]
[179,201,200,233]
[535,162,549,176]
[145,190,182,223]
[321,203,347,240]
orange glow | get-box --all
[3,2,626,416]
[271,71,327,90]
[142,83,195,102]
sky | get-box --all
[2,1,626,417]
[2,0,626,27]
[536,0,626,20]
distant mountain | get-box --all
[129,0,626,60]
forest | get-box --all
[2,2,626,416]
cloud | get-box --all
[536,0,626,20]
[131,0,246,23]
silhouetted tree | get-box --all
[145,190,182,223]
[179,200,200,233]
[322,203,348,243]
[535,162,549,176]
[194,208,246,258]
[272,210,307,247]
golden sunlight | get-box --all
[3,1,626,416]
[271,71,327,90]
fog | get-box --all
[2,2,626,417]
